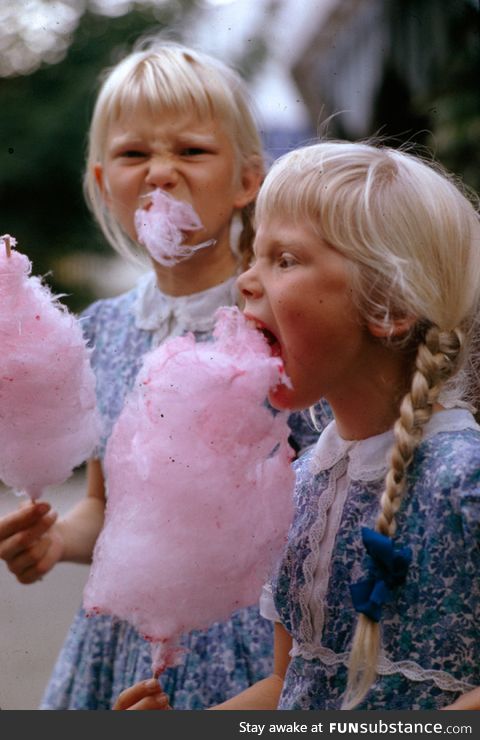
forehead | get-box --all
[253,219,319,251]
[105,107,228,143]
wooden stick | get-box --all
[1,234,12,258]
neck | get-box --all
[327,345,415,441]
[151,240,237,297]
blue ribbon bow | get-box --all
[350,527,412,622]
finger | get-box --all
[15,569,43,585]
[0,502,51,541]
[14,557,50,585]
[126,694,170,711]
[0,512,58,561]
[35,535,64,576]
[114,679,165,710]
[7,537,52,577]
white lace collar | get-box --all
[132,272,238,345]
[310,408,480,482]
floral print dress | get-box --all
[263,409,480,710]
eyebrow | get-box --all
[176,133,220,149]
[108,131,219,153]
[253,237,292,256]
[108,135,145,150]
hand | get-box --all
[0,501,64,584]
[442,686,480,710]
[113,679,172,710]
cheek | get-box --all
[105,186,137,238]
[105,174,135,210]
[279,306,317,359]
[205,162,237,197]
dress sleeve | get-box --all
[454,466,480,546]
[259,582,281,622]
[443,430,480,548]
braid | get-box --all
[237,203,256,273]
[377,326,463,536]
[342,326,464,709]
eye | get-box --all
[278,252,297,269]
[181,147,209,157]
[120,150,147,158]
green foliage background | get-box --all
[0,5,195,311]
[1,0,478,313]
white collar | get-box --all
[133,272,239,339]
[310,407,480,481]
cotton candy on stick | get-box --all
[0,234,100,501]
[134,188,215,266]
[84,307,295,675]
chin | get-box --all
[268,386,307,413]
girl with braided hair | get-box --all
[115,140,480,711]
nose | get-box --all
[145,154,179,191]
[237,262,262,300]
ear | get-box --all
[233,157,263,209]
[93,163,111,206]
[367,315,417,338]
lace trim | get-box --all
[309,409,479,481]
[132,272,238,334]
[291,645,475,694]
[297,459,348,645]
[347,464,388,483]
[347,413,480,483]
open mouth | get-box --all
[244,315,292,393]
[139,193,153,211]
[259,327,282,357]
[246,317,282,358]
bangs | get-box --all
[104,52,237,136]
[255,153,326,236]
[256,144,401,251]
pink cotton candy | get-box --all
[134,188,215,266]
[83,307,295,675]
[0,235,101,500]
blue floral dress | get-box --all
[40,274,329,710]
[263,409,480,710]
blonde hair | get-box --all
[84,39,264,267]
[256,141,480,707]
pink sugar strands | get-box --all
[0,235,101,501]
[83,307,295,675]
[134,188,215,266]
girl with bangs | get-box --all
[0,40,325,710]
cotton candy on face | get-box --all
[134,188,215,266]
[83,307,295,674]
[0,236,101,500]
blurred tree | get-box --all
[373,0,480,191]
[0,2,196,311]
[424,0,480,192]
[293,0,479,193]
